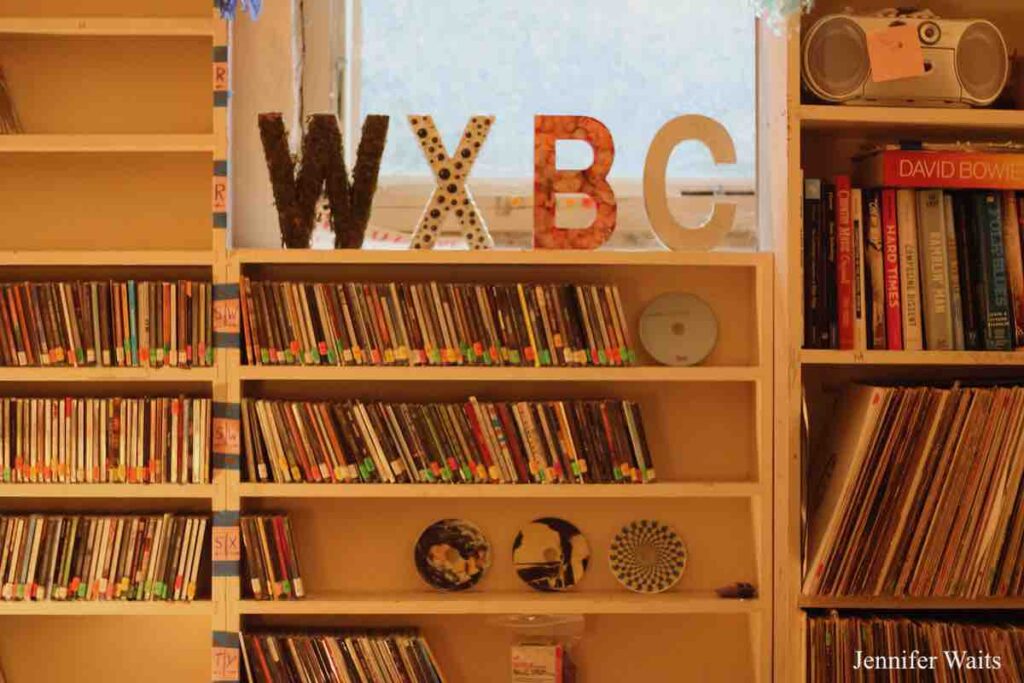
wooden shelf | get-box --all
[0,250,213,266]
[233,248,770,269]
[0,367,216,382]
[799,596,1024,611]
[239,482,760,499]
[0,134,215,154]
[238,591,762,616]
[0,17,214,36]
[239,365,761,383]
[799,104,1024,133]
[801,349,1024,367]
[0,600,213,616]
[0,484,214,499]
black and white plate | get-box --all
[414,518,491,591]
[512,517,590,592]
[609,520,687,594]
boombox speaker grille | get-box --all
[957,21,1008,104]
[805,17,869,100]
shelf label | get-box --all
[212,417,240,456]
[212,648,239,682]
[212,176,228,213]
[213,298,240,335]
[212,526,241,563]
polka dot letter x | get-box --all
[408,115,495,250]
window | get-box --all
[317,0,756,249]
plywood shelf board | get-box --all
[239,365,764,383]
[799,104,1024,133]
[0,250,214,266]
[0,134,215,153]
[802,349,1024,367]
[0,484,215,499]
[0,367,217,382]
[238,592,762,615]
[0,17,214,36]
[0,600,213,616]
[799,596,1024,611]
[239,482,761,499]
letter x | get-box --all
[408,115,494,250]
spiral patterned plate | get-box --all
[608,520,687,594]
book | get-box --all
[851,189,868,350]
[834,176,854,350]
[943,193,966,350]
[916,189,954,350]
[880,189,903,350]
[863,189,886,349]
[974,192,1013,350]
[855,148,1024,191]
[1001,191,1024,346]
[803,179,825,348]
[896,189,925,351]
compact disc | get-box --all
[638,292,718,366]
[512,517,590,592]
[414,519,491,591]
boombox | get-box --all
[802,14,1008,107]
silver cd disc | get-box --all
[638,293,718,366]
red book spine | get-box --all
[835,176,854,350]
[881,189,904,350]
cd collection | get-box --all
[808,613,1024,682]
[0,396,211,484]
[0,280,214,368]
[0,513,207,602]
[240,514,305,601]
[241,398,654,484]
[239,278,636,367]
[239,630,444,683]
[806,384,1024,597]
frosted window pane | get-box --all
[359,0,755,182]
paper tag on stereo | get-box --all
[867,24,926,83]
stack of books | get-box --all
[0,280,214,367]
[0,513,207,602]
[805,384,1024,597]
[239,630,444,683]
[240,279,635,367]
[0,396,211,484]
[241,398,654,485]
[803,144,1024,351]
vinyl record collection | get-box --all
[0,513,207,602]
[0,280,214,367]
[806,384,1024,597]
[0,396,211,484]
[240,514,305,601]
[241,398,654,484]
[808,613,1024,682]
[239,278,636,367]
[239,630,444,683]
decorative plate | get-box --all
[512,517,591,592]
[414,518,491,591]
[608,520,687,594]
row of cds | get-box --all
[415,517,688,595]
[241,398,654,485]
[0,397,212,484]
[808,613,1023,682]
[239,278,637,367]
[240,631,443,683]
[0,281,214,368]
[240,514,305,601]
[0,513,207,602]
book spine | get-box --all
[835,176,854,349]
[943,193,965,350]
[953,193,982,350]
[881,190,903,350]
[803,179,823,348]
[916,189,954,350]
[1000,191,1024,347]
[860,150,1024,190]
[864,190,886,349]
[824,185,838,348]
[851,188,867,350]
[974,192,1013,350]
[896,189,924,351]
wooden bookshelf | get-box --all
[773,2,1024,680]
[239,482,763,500]
[0,1,228,681]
